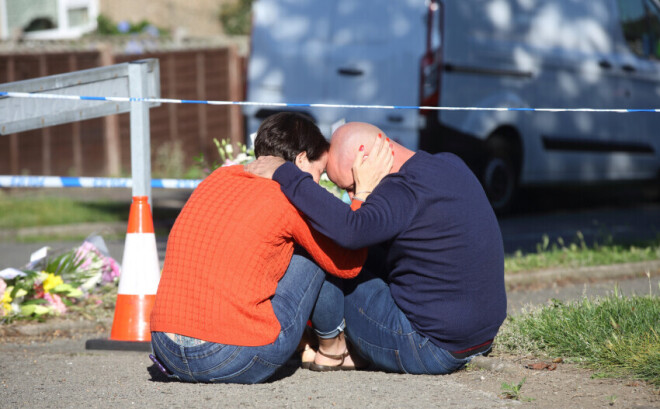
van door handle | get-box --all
[337,68,364,76]
[387,115,404,123]
[599,60,612,69]
[622,64,636,73]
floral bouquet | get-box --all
[197,137,347,200]
[194,138,255,176]
[0,235,121,322]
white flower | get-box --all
[80,272,103,292]
[235,153,251,164]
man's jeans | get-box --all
[313,248,485,375]
[151,251,325,384]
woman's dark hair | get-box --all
[254,112,329,162]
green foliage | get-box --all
[0,196,181,239]
[42,250,90,288]
[500,378,533,401]
[95,14,167,36]
[505,232,660,273]
[96,14,119,35]
[152,141,188,179]
[219,0,254,35]
[497,288,660,386]
[0,197,127,229]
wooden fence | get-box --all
[0,46,245,177]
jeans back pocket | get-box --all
[357,337,406,373]
[208,355,279,384]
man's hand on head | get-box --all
[244,156,286,180]
[351,133,394,200]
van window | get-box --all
[617,0,660,59]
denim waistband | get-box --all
[449,339,493,359]
[165,332,208,347]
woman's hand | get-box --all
[351,134,394,201]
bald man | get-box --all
[247,121,507,375]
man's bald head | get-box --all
[326,122,385,192]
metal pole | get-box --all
[128,61,152,205]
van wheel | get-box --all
[482,138,518,215]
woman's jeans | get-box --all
[151,251,326,384]
[312,249,484,374]
[310,276,345,339]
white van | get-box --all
[244,0,660,212]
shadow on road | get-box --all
[499,184,660,255]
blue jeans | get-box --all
[310,276,345,339]
[336,250,483,374]
[151,251,326,384]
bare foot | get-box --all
[297,327,318,367]
[301,344,316,366]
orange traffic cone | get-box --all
[86,196,161,351]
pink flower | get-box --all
[75,241,122,285]
[75,242,98,270]
[43,293,67,314]
[101,257,121,284]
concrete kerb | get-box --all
[0,317,112,338]
[504,259,660,289]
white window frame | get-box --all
[0,0,9,40]
[0,0,98,40]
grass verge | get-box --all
[0,196,180,230]
[0,196,130,229]
[497,283,660,387]
[505,232,660,273]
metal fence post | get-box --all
[128,61,152,205]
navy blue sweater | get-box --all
[273,151,507,351]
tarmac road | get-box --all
[0,337,513,409]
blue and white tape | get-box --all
[0,175,201,189]
[2,90,659,190]
[1,91,659,113]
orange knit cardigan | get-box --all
[150,165,366,346]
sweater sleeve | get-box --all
[286,209,366,279]
[274,162,417,249]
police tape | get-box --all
[1,91,659,113]
[0,176,202,189]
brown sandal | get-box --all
[308,349,356,372]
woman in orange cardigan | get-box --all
[150,112,367,383]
